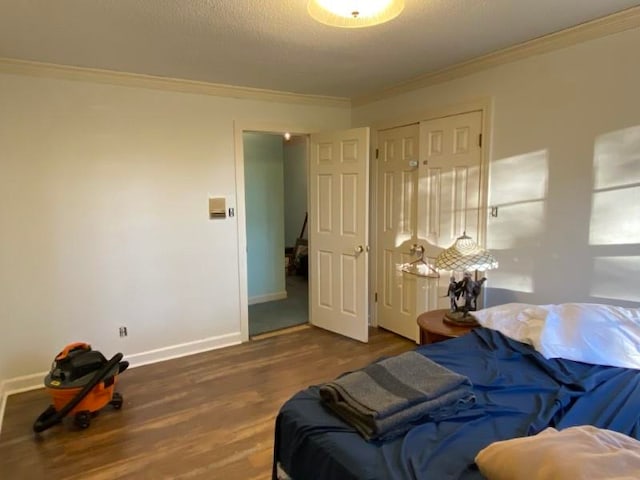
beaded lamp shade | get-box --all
[435,233,499,272]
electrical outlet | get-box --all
[119,326,128,337]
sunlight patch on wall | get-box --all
[590,187,640,245]
[593,126,640,189]
[487,150,549,250]
[590,126,640,245]
[590,256,640,302]
[487,202,546,250]
[485,257,534,293]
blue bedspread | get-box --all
[274,328,640,480]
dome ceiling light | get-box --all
[307,0,405,28]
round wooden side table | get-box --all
[417,309,477,345]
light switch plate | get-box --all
[209,197,226,219]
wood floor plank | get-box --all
[0,327,414,479]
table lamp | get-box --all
[435,232,498,326]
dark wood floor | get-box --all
[0,326,414,480]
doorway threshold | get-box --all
[250,323,311,341]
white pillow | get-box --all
[476,426,640,480]
[474,302,640,369]
[472,303,548,346]
[538,303,640,369]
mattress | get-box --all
[273,328,640,480]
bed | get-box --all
[272,303,640,480]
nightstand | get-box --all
[417,309,477,345]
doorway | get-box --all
[234,106,487,344]
[242,131,309,337]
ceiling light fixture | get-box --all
[308,0,405,28]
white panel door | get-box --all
[376,124,422,341]
[309,127,370,342]
[418,111,484,310]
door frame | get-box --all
[368,98,493,327]
[234,99,493,340]
[233,121,312,342]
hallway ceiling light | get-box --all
[307,0,405,28]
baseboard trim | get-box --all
[124,332,242,369]
[248,291,287,305]
[2,372,46,397]
[0,331,242,434]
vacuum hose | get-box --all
[33,353,125,433]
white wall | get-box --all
[4,25,640,390]
[0,72,350,382]
[354,27,640,308]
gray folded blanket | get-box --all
[319,351,475,441]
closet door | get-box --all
[418,110,484,310]
[375,124,421,341]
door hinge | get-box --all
[478,133,483,147]
[375,148,379,159]
[374,292,378,303]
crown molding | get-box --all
[2,6,638,110]
[353,6,640,107]
[0,57,351,109]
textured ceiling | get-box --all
[1,0,639,99]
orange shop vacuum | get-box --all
[33,342,129,432]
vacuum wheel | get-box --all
[74,411,92,429]
[110,392,123,410]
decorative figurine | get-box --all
[447,276,461,312]
[462,275,486,312]
[444,272,487,325]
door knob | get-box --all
[354,245,364,254]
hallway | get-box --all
[249,274,308,336]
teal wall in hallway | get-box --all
[243,132,285,300]
[284,137,308,247]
